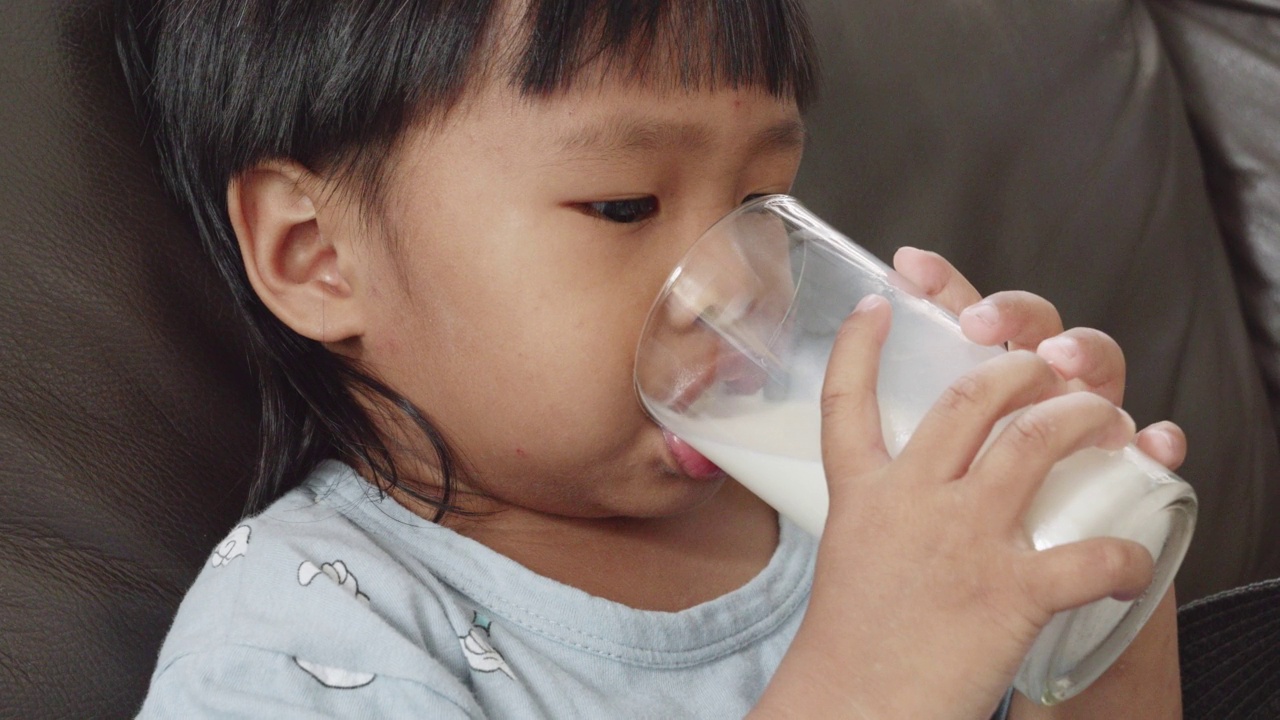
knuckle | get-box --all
[1019,350,1066,398]
[937,373,987,415]
[820,387,870,421]
[1094,540,1141,582]
[1008,409,1056,451]
[820,387,849,419]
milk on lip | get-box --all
[654,398,827,536]
[696,438,829,535]
[647,396,822,534]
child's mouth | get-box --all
[663,430,726,480]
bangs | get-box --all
[121,0,818,248]
[511,0,818,110]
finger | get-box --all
[958,291,1064,350]
[1015,538,1156,615]
[895,351,1067,483]
[1134,421,1187,472]
[971,392,1136,513]
[820,295,894,483]
[892,247,982,316]
[1037,327,1125,405]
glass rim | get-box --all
[631,193,803,414]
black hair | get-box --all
[116,0,818,518]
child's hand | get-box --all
[753,258,1162,719]
[892,246,1186,472]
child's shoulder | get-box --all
[146,462,485,712]
[142,462,820,718]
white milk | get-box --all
[651,398,828,535]
[658,393,1184,690]
[656,394,1174,558]
[695,439,829,537]
[1019,446,1177,681]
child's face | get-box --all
[353,79,803,520]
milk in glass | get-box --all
[649,390,1184,694]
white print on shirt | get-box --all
[293,657,376,689]
[459,611,515,680]
[209,525,251,568]
[298,560,370,606]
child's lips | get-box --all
[663,429,725,480]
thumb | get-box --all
[820,294,893,487]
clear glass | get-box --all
[634,195,1196,704]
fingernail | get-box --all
[854,294,884,313]
[1151,427,1177,454]
[1038,337,1079,363]
[963,302,998,327]
[1115,409,1137,446]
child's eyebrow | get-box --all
[556,116,806,161]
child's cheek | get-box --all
[373,335,403,356]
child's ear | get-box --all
[227,163,364,343]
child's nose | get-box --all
[661,226,794,340]
[653,250,792,403]
[663,234,759,332]
[635,205,796,410]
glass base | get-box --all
[1013,488,1196,704]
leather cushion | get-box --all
[1149,0,1280,453]
[0,2,256,716]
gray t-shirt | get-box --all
[138,460,818,718]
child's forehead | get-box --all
[387,83,802,199]
[557,110,806,155]
[436,80,803,159]
[546,104,807,173]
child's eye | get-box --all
[584,197,658,224]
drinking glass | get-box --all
[633,195,1196,704]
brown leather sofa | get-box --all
[2,0,1277,717]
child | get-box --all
[118,1,1185,717]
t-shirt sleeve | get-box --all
[137,645,481,719]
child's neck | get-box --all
[438,481,780,612]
